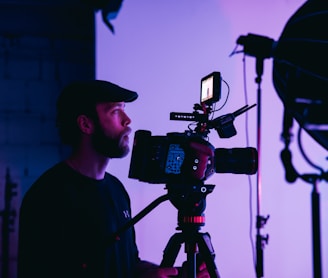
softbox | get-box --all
[273,0,328,150]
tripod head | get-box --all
[165,183,215,231]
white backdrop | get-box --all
[96,1,328,277]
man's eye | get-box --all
[112,109,123,114]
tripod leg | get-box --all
[185,239,198,278]
[160,233,184,267]
[197,232,221,278]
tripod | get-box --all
[109,182,220,277]
[160,183,220,278]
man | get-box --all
[18,80,209,277]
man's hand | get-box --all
[136,260,211,278]
[196,262,211,278]
[180,261,211,278]
[138,266,179,278]
[136,260,179,278]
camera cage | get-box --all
[128,72,258,185]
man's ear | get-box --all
[77,115,94,135]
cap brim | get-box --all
[84,80,138,103]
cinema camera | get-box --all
[129,72,258,185]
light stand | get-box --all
[234,33,275,277]
[280,112,328,278]
[254,57,270,278]
[0,168,17,278]
[311,177,322,278]
[280,139,326,278]
[284,171,325,278]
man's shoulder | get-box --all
[32,162,68,186]
[23,162,70,199]
[20,162,71,213]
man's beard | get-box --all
[92,122,130,158]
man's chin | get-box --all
[118,148,130,158]
[118,137,130,157]
[109,146,130,159]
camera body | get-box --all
[128,130,258,184]
[129,130,215,184]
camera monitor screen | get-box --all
[200,72,221,105]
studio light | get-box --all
[235,1,328,150]
[273,0,328,150]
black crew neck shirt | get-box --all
[18,162,139,278]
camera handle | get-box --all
[108,194,170,243]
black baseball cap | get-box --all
[58,79,138,105]
[56,80,138,126]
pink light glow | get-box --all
[96,1,328,277]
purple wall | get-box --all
[96,1,328,277]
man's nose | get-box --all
[123,112,131,126]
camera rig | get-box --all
[125,72,258,277]
[129,72,258,184]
